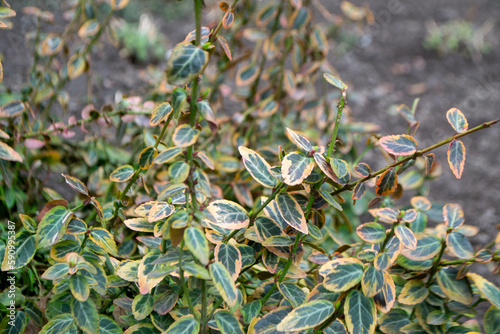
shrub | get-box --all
[1,0,499,333]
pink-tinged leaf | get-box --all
[281,152,314,186]
[375,169,398,196]
[370,207,400,223]
[222,10,234,29]
[447,139,466,179]
[401,209,417,223]
[354,162,371,178]
[0,141,23,162]
[410,196,431,211]
[286,128,313,153]
[424,153,435,175]
[313,153,338,183]
[24,138,45,149]
[443,203,464,229]
[61,174,89,196]
[446,108,468,133]
[379,135,417,156]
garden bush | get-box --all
[1,0,500,333]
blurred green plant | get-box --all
[116,13,167,63]
[424,19,494,59]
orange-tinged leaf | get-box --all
[410,196,431,211]
[41,33,63,56]
[149,102,172,127]
[313,153,337,182]
[111,0,130,10]
[379,134,417,156]
[78,19,99,38]
[61,174,89,196]
[354,162,371,177]
[0,141,23,162]
[219,1,229,11]
[424,153,435,175]
[217,35,232,60]
[236,63,258,86]
[222,10,234,29]
[447,139,466,179]
[67,54,86,79]
[446,107,468,133]
[375,168,397,196]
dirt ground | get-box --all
[2,0,500,287]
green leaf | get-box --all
[362,266,385,297]
[138,146,157,170]
[276,193,308,234]
[207,200,249,230]
[263,235,294,247]
[1,231,35,270]
[324,320,348,334]
[41,263,69,280]
[395,225,417,250]
[446,231,474,259]
[70,275,90,302]
[286,128,313,153]
[278,283,307,308]
[0,141,23,162]
[241,300,262,324]
[19,214,37,233]
[110,165,135,182]
[0,310,28,334]
[166,42,208,85]
[484,306,500,334]
[165,315,200,334]
[375,168,398,196]
[132,294,155,321]
[90,228,118,255]
[373,271,396,313]
[318,189,343,211]
[345,290,377,334]
[215,243,242,280]
[67,54,86,79]
[323,73,347,90]
[111,0,130,10]
[61,174,89,196]
[379,309,410,334]
[173,124,200,147]
[467,273,500,309]
[254,307,292,334]
[319,258,364,292]
[378,135,417,156]
[214,311,244,334]
[23,300,45,327]
[313,153,338,183]
[149,102,172,127]
[330,158,349,179]
[39,313,74,334]
[352,182,367,201]
[71,298,99,334]
[281,152,315,186]
[443,203,464,229]
[446,107,468,133]
[0,100,24,118]
[447,139,466,179]
[238,146,277,188]
[277,300,334,332]
[66,217,87,235]
[153,289,179,315]
[169,161,190,183]
[185,227,209,266]
[124,323,159,334]
[356,223,386,244]
[397,280,428,305]
[401,235,441,261]
[148,201,175,223]
[123,218,155,232]
[210,262,238,308]
[99,315,123,334]
[154,147,183,164]
[374,253,391,271]
[35,206,73,249]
